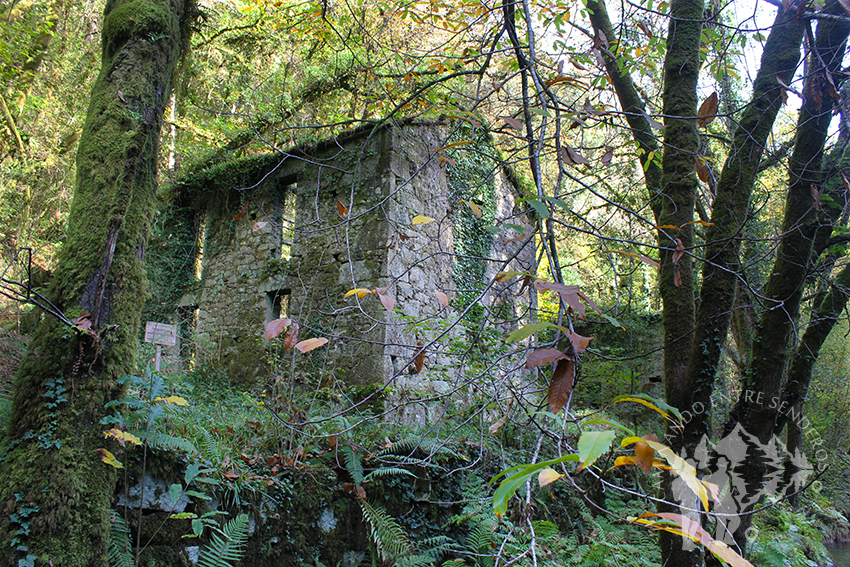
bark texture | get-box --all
[726,1,850,553]
[0,0,193,564]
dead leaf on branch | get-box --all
[525,348,568,369]
[336,200,349,218]
[232,201,249,221]
[548,356,575,413]
[559,144,590,167]
[695,158,709,183]
[634,433,658,474]
[411,341,426,374]
[265,318,292,340]
[601,146,614,168]
[488,396,514,435]
[500,116,523,130]
[294,337,328,354]
[697,92,718,128]
[811,184,822,211]
[434,290,449,307]
[672,238,685,265]
[284,323,300,350]
[566,331,593,353]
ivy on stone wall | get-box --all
[447,127,497,310]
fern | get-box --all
[359,499,411,562]
[108,512,133,567]
[361,467,417,483]
[140,430,196,453]
[197,514,249,567]
[342,443,364,485]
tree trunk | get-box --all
[0,0,193,564]
[726,1,850,552]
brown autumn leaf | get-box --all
[601,146,614,168]
[223,470,240,481]
[583,98,603,116]
[377,292,395,312]
[341,482,354,494]
[560,144,590,166]
[294,337,329,354]
[284,323,300,350]
[695,158,709,183]
[548,356,575,413]
[518,275,533,296]
[566,331,593,354]
[672,238,685,264]
[643,111,665,130]
[435,290,449,307]
[635,433,658,474]
[535,280,586,320]
[356,485,367,499]
[503,232,534,245]
[674,267,683,287]
[593,48,605,68]
[232,201,249,221]
[500,116,523,130]
[488,397,514,435]
[697,92,718,128]
[265,318,292,340]
[842,173,850,195]
[525,348,568,369]
[336,199,349,218]
[811,184,822,211]
[412,341,426,374]
[252,221,268,233]
[637,20,653,38]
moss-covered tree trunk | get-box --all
[725,1,850,553]
[0,0,193,564]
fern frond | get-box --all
[141,430,196,453]
[359,499,411,562]
[108,511,133,567]
[342,444,364,485]
[361,467,417,483]
[198,513,249,567]
[440,560,467,567]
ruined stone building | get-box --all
[146,120,537,398]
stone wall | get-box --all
[153,121,537,392]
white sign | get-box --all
[144,321,176,346]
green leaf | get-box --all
[506,321,555,342]
[185,490,212,500]
[492,454,579,517]
[577,430,616,470]
[582,419,635,436]
[525,199,550,219]
[170,512,198,520]
[192,518,204,537]
[169,483,183,505]
[184,462,201,485]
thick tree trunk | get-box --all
[726,1,850,553]
[0,0,192,564]
[655,0,703,563]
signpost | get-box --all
[144,321,176,372]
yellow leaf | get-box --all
[155,395,189,407]
[458,200,483,218]
[344,288,373,299]
[538,468,562,487]
[103,428,143,446]
[96,448,124,469]
[621,437,708,511]
[412,215,436,225]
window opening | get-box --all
[266,289,291,325]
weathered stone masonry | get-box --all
[149,120,536,389]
